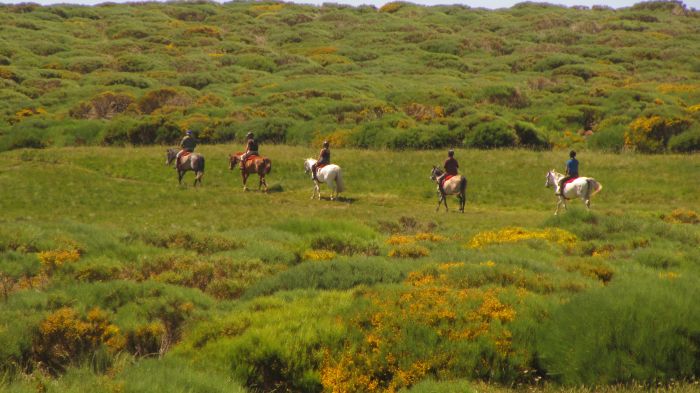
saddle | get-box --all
[440,174,456,187]
[245,155,260,162]
[564,177,578,185]
[316,163,327,170]
[180,151,192,159]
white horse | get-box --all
[304,158,345,200]
[545,170,603,215]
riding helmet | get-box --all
[186,130,193,135]
[323,140,329,148]
[247,132,254,139]
[570,150,576,158]
[448,149,454,157]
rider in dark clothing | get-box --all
[239,132,259,169]
[557,150,579,196]
[176,130,196,170]
[312,141,331,181]
[437,150,458,194]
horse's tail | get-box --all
[588,179,602,197]
[335,169,345,193]
[264,158,272,175]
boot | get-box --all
[312,169,318,182]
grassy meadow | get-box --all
[1,144,699,392]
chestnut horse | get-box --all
[229,152,272,191]
[166,148,204,186]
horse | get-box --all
[545,170,603,215]
[166,148,204,186]
[304,158,345,200]
[430,167,467,213]
[229,152,272,192]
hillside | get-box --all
[1,146,699,392]
[1,1,700,152]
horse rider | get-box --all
[437,149,459,194]
[239,131,259,169]
[176,130,196,171]
[557,150,579,196]
[312,141,331,182]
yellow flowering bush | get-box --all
[388,244,429,258]
[38,248,81,273]
[468,227,577,249]
[379,2,404,13]
[625,115,691,153]
[664,208,699,224]
[32,307,123,373]
[11,107,47,124]
[403,103,445,121]
[303,249,336,261]
[321,270,520,392]
[659,271,680,280]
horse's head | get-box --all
[166,148,177,166]
[545,170,556,188]
[229,153,240,170]
[430,166,443,181]
[304,158,314,174]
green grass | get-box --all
[1,145,699,392]
[1,2,699,152]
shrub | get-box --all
[479,85,529,108]
[668,126,700,153]
[116,54,154,73]
[137,88,191,114]
[244,259,404,298]
[31,307,123,374]
[514,122,551,150]
[388,244,429,258]
[70,92,135,120]
[179,74,213,90]
[537,278,700,385]
[625,115,691,152]
[533,54,584,71]
[65,57,105,74]
[126,118,181,145]
[588,124,626,152]
[464,120,517,149]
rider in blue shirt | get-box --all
[558,150,579,196]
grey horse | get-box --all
[166,148,205,186]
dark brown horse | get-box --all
[166,148,204,186]
[229,152,271,192]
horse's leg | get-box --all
[436,194,443,212]
[242,171,248,191]
[178,170,184,185]
[443,195,448,212]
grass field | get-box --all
[1,145,699,392]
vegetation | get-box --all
[1,1,699,152]
[1,144,699,392]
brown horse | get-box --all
[229,152,272,191]
[166,148,204,186]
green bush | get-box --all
[244,259,403,298]
[514,121,551,150]
[537,278,700,385]
[179,74,213,90]
[588,124,626,152]
[126,118,181,145]
[668,126,700,153]
[479,85,529,108]
[464,120,517,149]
